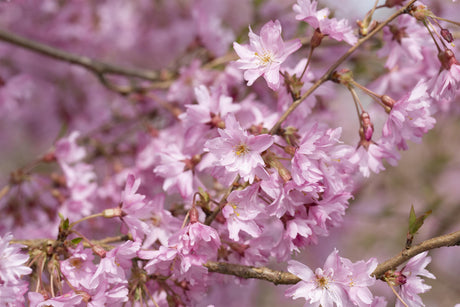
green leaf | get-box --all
[71,237,82,245]
[408,205,432,235]
[408,205,416,234]
[62,218,70,230]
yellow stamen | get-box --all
[234,143,249,156]
[255,51,274,66]
[316,275,329,289]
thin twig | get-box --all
[0,28,161,95]
[269,0,417,135]
[0,28,159,81]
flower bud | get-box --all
[189,206,199,224]
[361,112,374,141]
[441,28,454,44]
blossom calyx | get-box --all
[438,49,459,70]
[103,207,125,218]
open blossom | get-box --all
[293,0,357,45]
[395,251,435,307]
[117,174,150,241]
[0,233,32,305]
[349,143,398,177]
[204,114,273,183]
[430,49,460,101]
[382,80,436,151]
[286,249,377,307]
[140,221,220,287]
[233,20,301,90]
[28,291,83,307]
[378,14,428,69]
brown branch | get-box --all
[268,0,417,135]
[11,234,130,251]
[205,229,460,285]
[372,229,460,279]
[0,28,162,94]
[204,261,301,285]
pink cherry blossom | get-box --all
[286,250,378,307]
[430,54,460,101]
[28,291,83,307]
[233,20,301,90]
[0,233,32,305]
[224,184,264,241]
[0,233,32,283]
[395,251,435,307]
[378,14,428,69]
[286,249,351,307]
[204,114,273,183]
[293,0,357,45]
[382,80,436,151]
[118,174,150,241]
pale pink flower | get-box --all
[60,244,96,289]
[293,0,357,45]
[204,114,273,183]
[431,62,460,101]
[0,233,32,284]
[119,174,150,241]
[0,233,32,305]
[28,291,83,307]
[224,184,264,241]
[382,80,435,150]
[349,144,385,177]
[286,249,350,307]
[341,257,378,306]
[349,143,399,177]
[233,20,301,90]
[89,240,140,287]
[168,222,221,273]
[286,250,378,307]
[396,251,435,307]
[378,14,427,69]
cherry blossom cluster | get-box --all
[0,0,459,306]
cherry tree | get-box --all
[0,0,459,306]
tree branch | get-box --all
[204,261,301,285]
[372,229,460,279]
[205,229,460,285]
[0,28,162,94]
[269,0,417,135]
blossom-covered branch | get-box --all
[204,229,460,285]
[372,229,460,279]
[269,0,417,134]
